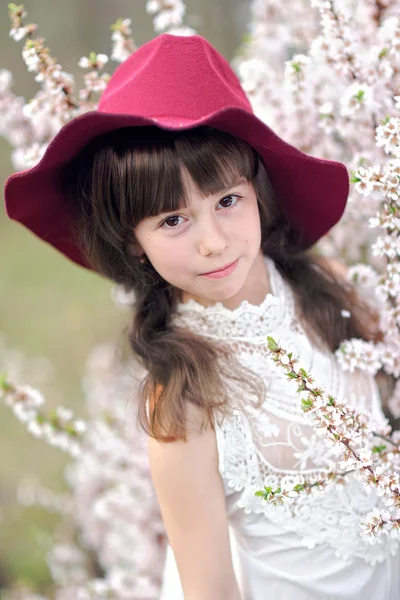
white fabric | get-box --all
[159,255,400,599]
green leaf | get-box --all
[349,169,362,183]
[372,444,387,453]
[267,336,279,352]
[8,3,21,14]
[301,398,313,408]
[89,51,97,63]
[293,484,305,492]
[241,32,253,45]
[65,424,77,436]
[110,17,123,31]
[0,373,12,392]
[355,90,365,102]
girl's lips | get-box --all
[200,258,239,279]
[202,259,236,275]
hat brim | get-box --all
[4,106,349,270]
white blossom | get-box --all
[146,0,187,33]
[336,338,382,374]
[10,26,29,42]
[340,83,374,117]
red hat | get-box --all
[4,33,349,271]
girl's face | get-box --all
[133,170,268,309]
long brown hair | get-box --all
[62,125,380,442]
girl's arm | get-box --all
[148,406,242,600]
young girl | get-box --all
[4,33,398,600]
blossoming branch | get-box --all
[258,336,400,541]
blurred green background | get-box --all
[0,0,250,593]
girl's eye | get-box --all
[219,194,240,209]
[159,194,242,230]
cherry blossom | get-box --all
[261,337,400,542]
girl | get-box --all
[4,34,398,600]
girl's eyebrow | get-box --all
[148,176,247,221]
[213,175,247,194]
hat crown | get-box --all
[98,34,252,124]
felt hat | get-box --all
[4,33,349,270]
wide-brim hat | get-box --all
[4,33,349,271]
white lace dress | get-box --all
[159,255,400,600]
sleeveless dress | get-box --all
[159,255,400,600]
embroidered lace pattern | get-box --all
[172,256,398,565]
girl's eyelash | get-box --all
[159,194,243,230]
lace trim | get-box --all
[173,256,290,340]
[216,410,400,566]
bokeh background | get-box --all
[0,0,250,592]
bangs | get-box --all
[103,126,259,226]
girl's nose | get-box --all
[198,217,229,257]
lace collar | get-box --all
[172,256,293,340]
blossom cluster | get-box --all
[1,339,167,600]
[0,377,84,457]
[2,1,195,172]
[261,337,400,542]
[236,0,400,258]
[146,0,195,35]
